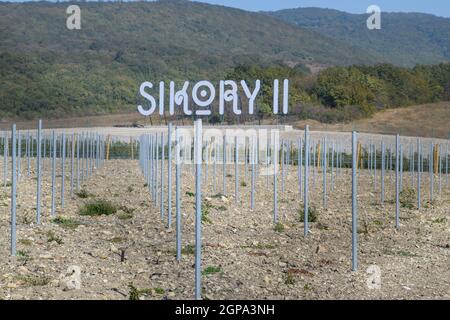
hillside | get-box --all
[294,101,450,139]
[0,1,449,120]
[267,7,450,67]
[0,1,382,119]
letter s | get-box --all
[137,81,157,116]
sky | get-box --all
[194,0,450,17]
[1,0,449,18]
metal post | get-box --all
[176,127,182,261]
[352,131,358,271]
[323,137,327,209]
[61,133,66,208]
[71,133,75,198]
[168,123,172,228]
[395,134,400,229]
[160,133,165,219]
[251,135,255,210]
[235,136,239,203]
[303,125,309,237]
[194,119,202,300]
[417,139,421,209]
[273,131,278,224]
[10,124,17,256]
[381,140,385,204]
[36,120,42,224]
[222,134,226,196]
[51,131,57,217]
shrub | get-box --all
[79,200,117,216]
[52,216,80,230]
[274,222,285,232]
[298,206,318,222]
[202,266,221,276]
[75,189,90,199]
[400,188,416,209]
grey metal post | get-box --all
[303,125,309,237]
[297,139,302,197]
[417,139,421,209]
[430,142,433,203]
[71,133,75,198]
[11,124,17,256]
[17,132,21,181]
[446,143,448,187]
[235,136,239,203]
[61,133,66,208]
[374,144,377,190]
[223,134,226,196]
[176,128,182,261]
[27,131,30,176]
[323,137,327,209]
[352,131,358,271]
[194,119,203,300]
[3,133,8,189]
[273,131,278,224]
[381,140,385,204]
[168,123,172,228]
[160,133,165,219]
[281,140,285,193]
[395,134,400,229]
[76,134,80,190]
[251,135,255,210]
[51,131,57,217]
[331,141,334,191]
[36,120,42,224]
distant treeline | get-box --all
[221,63,450,123]
[0,51,449,123]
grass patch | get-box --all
[182,244,195,255]
[79,200,117,217]
[317,222,329,230]
[274,222,285,232]
[240,181,247,187]
[52,216,80,230]
[128,284,165,300]
[384,249,417,257]
[16,250,32,262]
[110,237,125,243]
[432,217,446,224]
[201,200,213,224]
[202,266,221,276]
[46,231,63,245]
[298,206,318,223]
[117,212,133,220]
[400,188,416,209]
[18,239,32,246]
[372,219,383,226]
[74,189,90,199]
[154,287,164,295]
[185,191,195,197]
[303,283,313,291]
[284,272,296,286]
[15,274,49,287]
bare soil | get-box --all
[0,156,449,300]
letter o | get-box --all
[192,81,215,107]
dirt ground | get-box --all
[0,157,449,300]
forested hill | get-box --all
[267,7,450,67]
[0,1,449,120]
